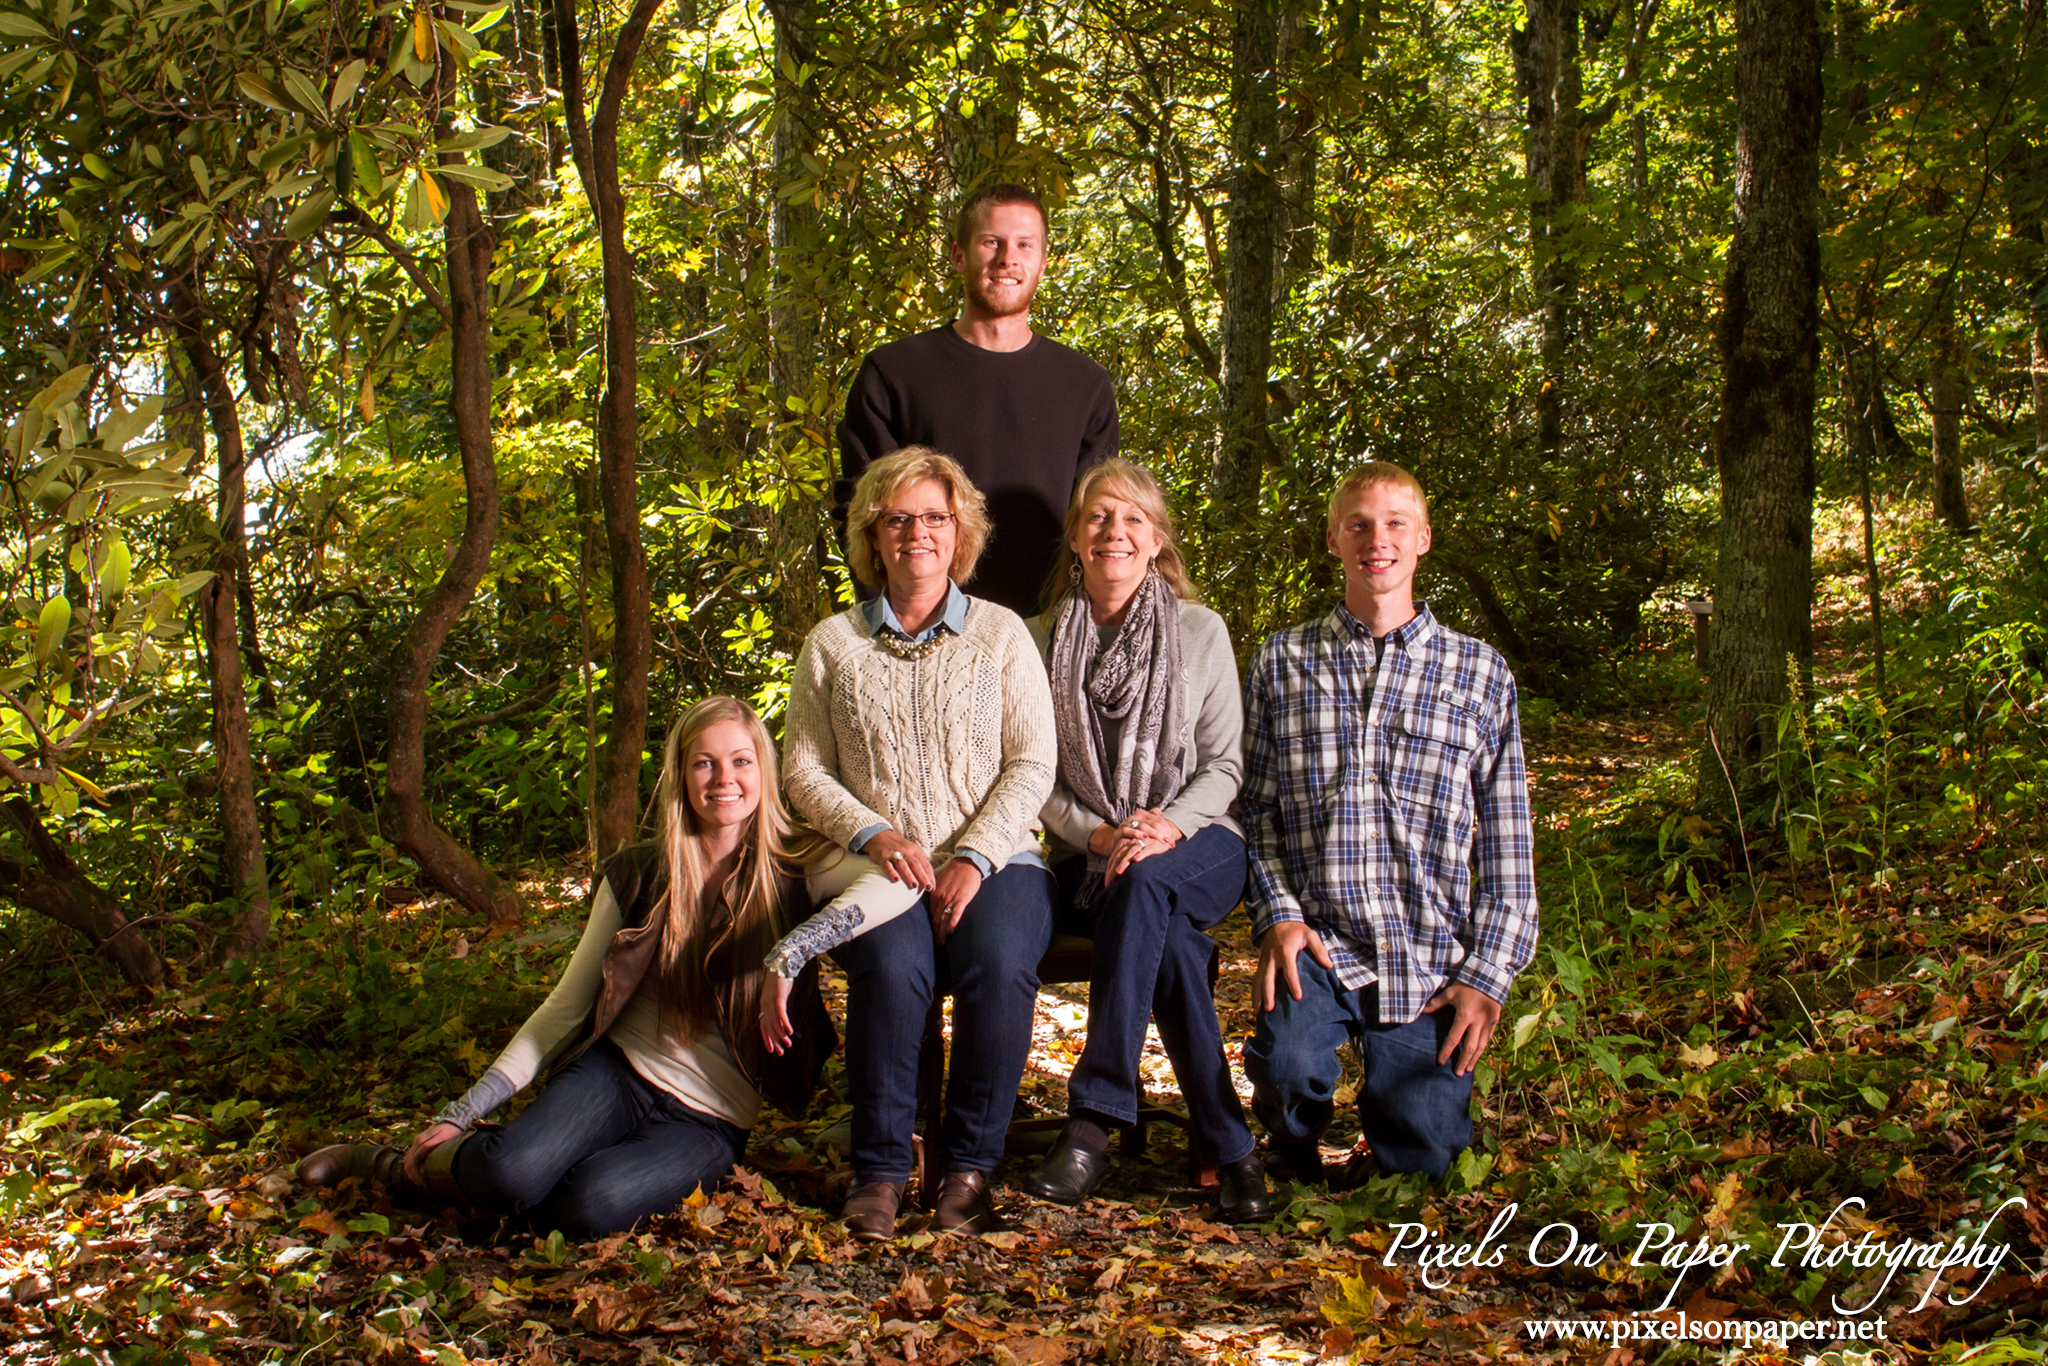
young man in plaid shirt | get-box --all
[1238,462,1537,1181]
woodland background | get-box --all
[0,0,2046,1362]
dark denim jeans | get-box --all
[451,1039,746,1237]
[830,860,1054,1182]
[1244,960,1474,1177]
[1053,824,1256,1166]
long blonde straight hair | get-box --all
[651,696,827,1044]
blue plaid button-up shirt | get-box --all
[1238,602,1538,1023]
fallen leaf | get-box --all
[297,1209,346,1238]
[895,1270,935,1317]
[1719,1133,1769,1160]
[576,1283,659,1335]
[994,1337,1073,1366]
[251,1169,294,1201]
[1320,1273,1386,1329]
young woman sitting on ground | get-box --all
[297,696,836,1238]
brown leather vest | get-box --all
[544,842,836,1119]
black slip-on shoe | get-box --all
[1021,1126,1114,1206]
[1215,1153,1272,1224]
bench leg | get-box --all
[917,996,945,1207]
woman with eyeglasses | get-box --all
[771,446,1057,1240]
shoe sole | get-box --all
[1019,1177,1102,1206]
[1215,1204,1273,1225]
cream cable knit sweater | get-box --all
[783,599,1056,868]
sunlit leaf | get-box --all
[34,596,70,663]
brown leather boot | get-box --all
[297,1134,471,1203]
[841,1180,905,1242]
[414,1131,470,1203]
[932,1170,1000,1233]
[297,1143,402,1188]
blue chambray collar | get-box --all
[862,581,969,643]
[1327,601,1438,653]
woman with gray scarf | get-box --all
[1022,459,1269,1224]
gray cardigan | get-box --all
[1028,597,1245,864]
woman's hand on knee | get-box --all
[403,1122,463,1186]
[865,829,935,890]
[928,858,984,943]
[1122,808,1184,847]
[760,974,796,1055]
[1105,830,1166,882]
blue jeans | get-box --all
[830,860,1054,1182]
[452,1040,746,1237]
[1053,824,1256,1166]
[1244,959,1474,1176]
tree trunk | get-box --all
[1625,0,1661,202]
[1121,90,1220,382]
[767,0,831,644]
[166,276,273,960]
[1703,0,1822,809]
[1928,287,1973,532]
[1273,6,1319,303]
[553,0,662,857]
[575,460,601,856]
[0,798,163,990]
[2032,250,2048,459]
[2009,15,2046,463]
[1209,0,1280,517]
[381,181,524,927]
[941,71,1021,201]
[1840,345,1886,685]
[1439,554,1542,681]
[1515,0,1585,462]
[1327,159,1357,265]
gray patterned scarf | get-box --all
[1048,568,1188,903]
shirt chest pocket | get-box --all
[1388,700,1482,813]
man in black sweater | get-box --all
[836,184,1119,615]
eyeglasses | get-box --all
[878,511,957,534]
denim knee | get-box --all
[1245,1021,1342,1106]
[1106,855,1173,907]
[837,907,936,994]
[532,1168,714,1240]
[453,1130,562,1214]
[1356,1015,1475,1176]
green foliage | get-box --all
[0,365,205,815]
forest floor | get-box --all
[5,626,2048,1364]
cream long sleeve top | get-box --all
[782,597,1057,868]
[1028,598,1246,865]
[430,881,758,1131]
